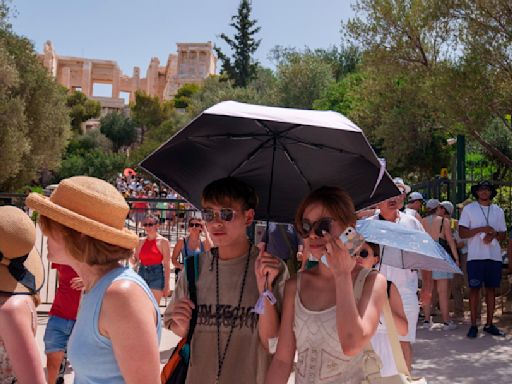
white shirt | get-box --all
[458,202,506,262]
[404,207,417,217]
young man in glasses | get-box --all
[164,177,288,384]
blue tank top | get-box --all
[67,267,161,384]
[181,237,204,260]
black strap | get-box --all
[0,251,37,292]
[386,280,392,298]
[184,254,198,343]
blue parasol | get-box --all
[356,219,462,274]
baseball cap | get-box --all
[426,199,440,210]
[408,192,424,202]
[440,201,454,216]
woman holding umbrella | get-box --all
[266,186,386,384]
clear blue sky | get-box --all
[10,0,355,75]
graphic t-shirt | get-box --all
[458,202,506,262]
[49,263,82,320]
[164,246,288,384]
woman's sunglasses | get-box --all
[142,222,156,228]
[201,208,236,222]
[189,223,202,228]
[356,249,370,258]
[298,218,333,238]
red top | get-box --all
[139,239,163,266]
[49,264,82,321]
[133,197,149,210]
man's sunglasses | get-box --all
[201,208,236,222]
[298,218,333,238]
[189,223,202,228]
[142,222,156,228]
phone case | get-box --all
[339,226,365,256]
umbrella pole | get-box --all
[379,246,385,272]
[264,136,278,241]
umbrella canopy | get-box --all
[140,101,400,223]
[123,167,137,177]
[356,219,462,273]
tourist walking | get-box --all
[420,199,459,330]
[132,214,171,303]
[164,177,287,384]
[171,216,212,282]
[265,186,387,384]
[368,177,423,371]
[440,200,467,319]
[355,242,408,377]
[405,191,424,220]
[27,176,161,384]
[0,206,46,384]
[44,263,82,384]
[458,181,507,338]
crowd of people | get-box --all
[0,174,510,384]
[115,173,192,230]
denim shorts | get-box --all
[432,271,454,280]
[138,264,165,290]
[44,315,75,353]
[467,260,502,289]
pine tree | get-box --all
[214,0,261,87]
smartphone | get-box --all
[339,226,365,256]
[320,226,366,267]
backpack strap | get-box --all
[183,253,198,345]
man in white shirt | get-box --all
[368,177,423,371]
[459,181,507,338]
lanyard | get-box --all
[478,204,491,226]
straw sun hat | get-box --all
[26,176,138,250]
[0,206,44,294]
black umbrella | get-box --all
[140,101,400,223]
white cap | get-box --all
[426,199,440,210]
[408,192,424,202]
[440,201,454,216]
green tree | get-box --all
[214,0,261,87]
[66,90,101,133]
[65,129,112,154]
[274,51,335,109]
[187,74,276,116]
[130,91,173,144]
[0,42,27,186]
[100,111,137,152]
[0,5,70,191]
[173,83,200,109]
[56,149,128,182]
[344,0,512,173]
[128,112,187,165]
[313,72,363,115]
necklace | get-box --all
[214,246,251,384]
[478,203,491,226]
